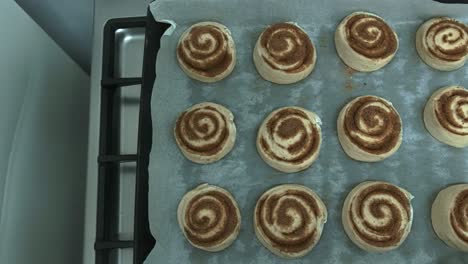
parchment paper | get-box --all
[148,0,468,263]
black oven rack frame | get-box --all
[96,11,168,264]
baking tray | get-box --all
[145,0,467,263]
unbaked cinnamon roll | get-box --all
[256,107,322,173]
[423,86,468,148]
[177,184,241,252]
[177,22,236,82]
[254,184,327,258]
[174,102,236,164]
[342,181,413,252]
[335,12,399,72]
[337,95,402,162]
[416,17,467,71]
[253,22,316,84]
[432,184,468,251]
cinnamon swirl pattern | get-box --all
[337,95,402,162]
[256,107,322,173]
[177,22,236,82]
[424,86,468,148]
[177,184,241,251]
[174,102,236,164]
[416,17,468,71]
[253,22,316,84]
[335,12,399,72]
[342,181,414,252]
[432,184,468,251]
[254,184,327,258]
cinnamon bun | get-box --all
[424,86,468,148]
[253,22,316,84]
[335,12,399,72]
[254,184,327,258]
[177,184,241,251]
[257,107,322,172]
[416,17,467,71]
[337,95,402,162]
[342,181,413,252]
[174,102,236,164]
[177,22,236,82]
[432,184,468,251]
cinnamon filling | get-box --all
[177,25,233,77]
[434,89,468,135]
[175,105,229,156]
[345,14,397,59]
[260,23,314,73]
[256,190,322,253]
[184,191,239,247]
[425,19,468,62]
[260,108,319,164]
[349,183,411,247]
[450,189,468,243]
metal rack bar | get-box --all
[101,77,142,87]
[98,154,138,163]
[95,240,134,250]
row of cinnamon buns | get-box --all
[177,182,468,257]
[174,86,467,173]
[176,12,467,84]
